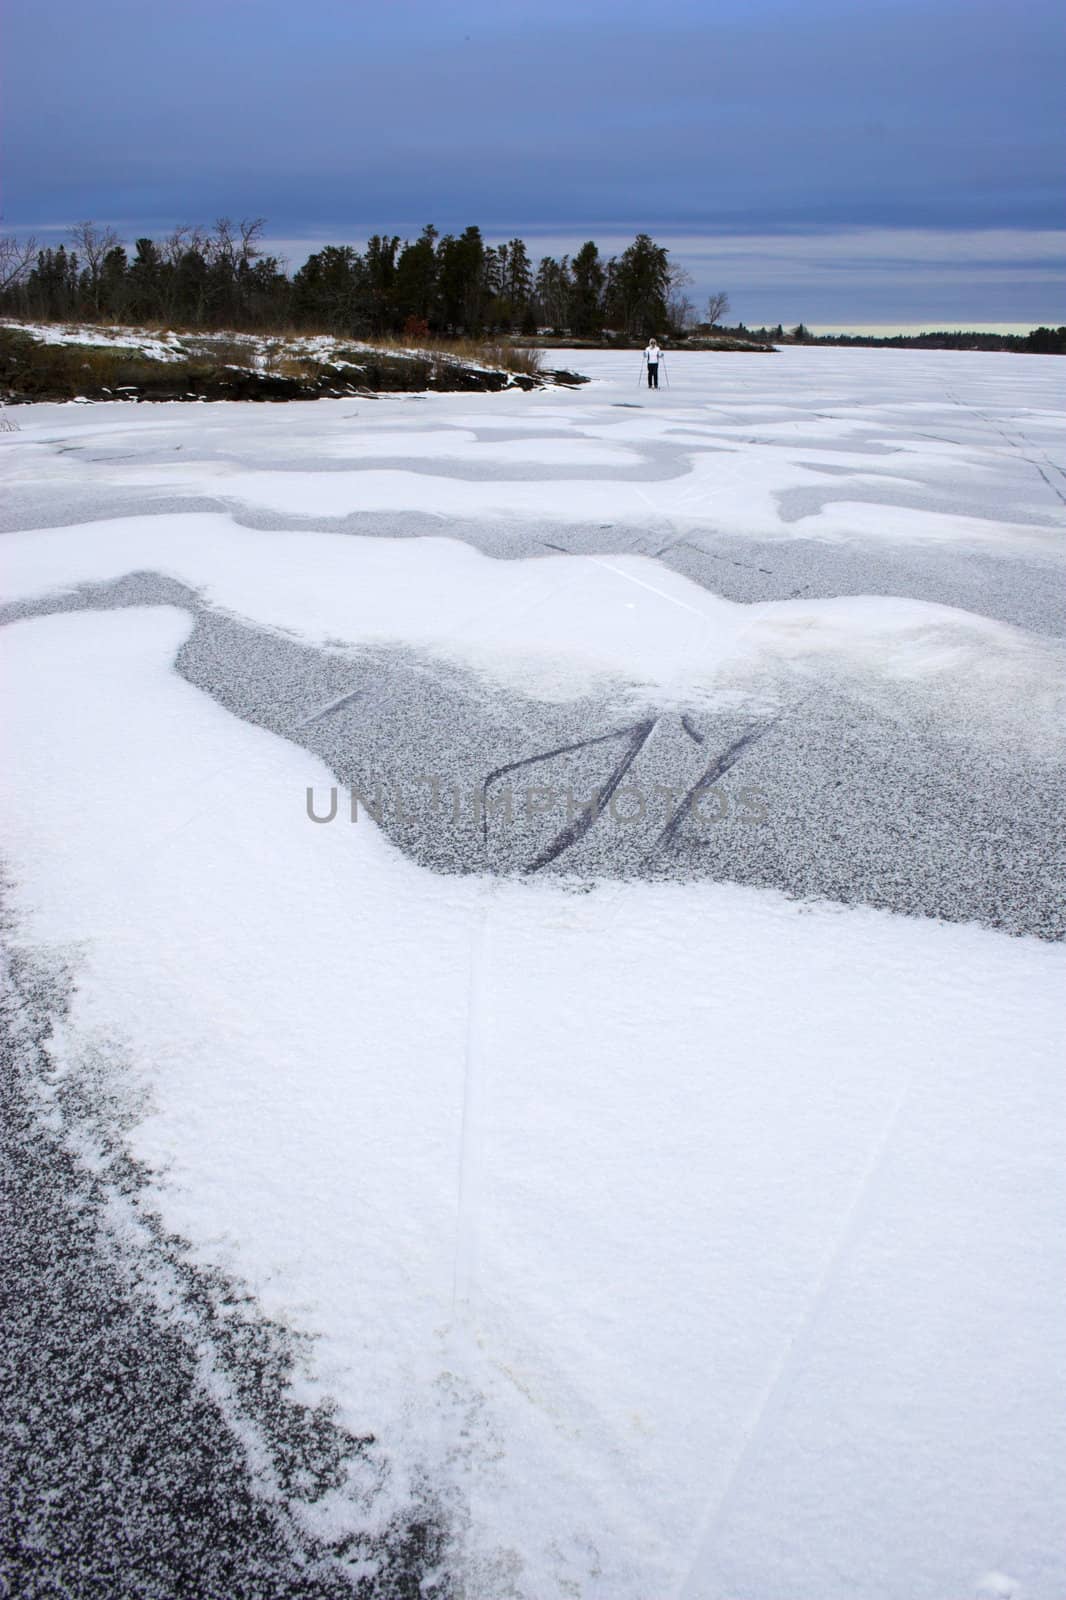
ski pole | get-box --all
[637,353,646,389]
[661,354,670,388]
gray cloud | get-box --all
[4,0,1064,323]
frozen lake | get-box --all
[2,348,1064,1599]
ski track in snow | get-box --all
[1,347,1065,1600]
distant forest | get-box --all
[1,220,1062,351]
[777,324,1066,353]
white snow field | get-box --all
[2,348,1065,1598]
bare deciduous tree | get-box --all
[162,224,209,266]
[705,290,731,327]
[209,217,266,270]
[70,221,123,311]
[665,262,696,332]
[0,233,37,293]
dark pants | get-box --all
[647,362,659,389]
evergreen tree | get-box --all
[534,255,572,330]
[436,226,486,333]
[394,226,439,326]
[502,237,533,327]
[128,239,164,320]
[570,241,604,336]
[99,246,130,319]
[26,246,80,319]
[170,245,210,326]
[610,233,670,338]
[241,254,290,327]
[292,246,363,330]
[363,234,400,333]
[1023,326,1066,353]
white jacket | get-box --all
[645,344,662,363]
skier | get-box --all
[644,338,663,389]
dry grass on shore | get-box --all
[2,316,542,378]
[0,320,548,401]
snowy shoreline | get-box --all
[0,319,587,402]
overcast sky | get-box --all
[3,0,1063,328]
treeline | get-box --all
[4,223,1058,352]
[759,323,1066,354]
[0,219,698,339]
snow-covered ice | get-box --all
[1,348,1064,1598]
